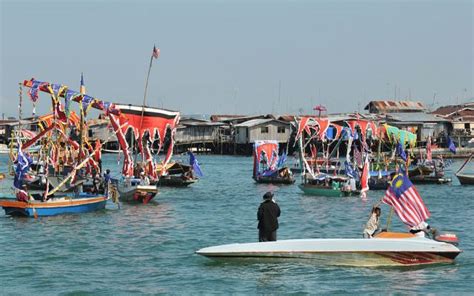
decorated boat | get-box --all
[107,103,180,203]
[294,114,374,197]
[253,140,294,184]
[299,174,360,197]
[0,78,114,217]
[0,193,107,217]
[153,152,202,187]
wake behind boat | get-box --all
[196,232,460,266]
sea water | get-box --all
[0,154,473,294]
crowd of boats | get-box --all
[0,76,472,267]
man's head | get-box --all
[263,191,274,200]
[373,207,381,217]
[106,169,110,174]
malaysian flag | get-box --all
[152,45,160,59]
[383,173,430,227]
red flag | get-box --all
[152,45,160,59]
[426,136,432,161]
[360,156,369,198]
[94,139,101,162]
[313,104,327,112]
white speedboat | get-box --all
[196,232,461,266]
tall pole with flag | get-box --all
[136,45,160,163]
[79,73,86,162]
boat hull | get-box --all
[0,195,107,217]
[254,176,295,185]
[156,176,196,187]
[411,175,452,184]
[456,173,474,185]
[298,184,359,197]
[196,237,461,266]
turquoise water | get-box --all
[0,154,473,295]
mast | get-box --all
[136,45,159,165]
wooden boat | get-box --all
[410,175,452,184]
[0,194,107,217]
[455,153,474,185]
[456,174,474,185]
[155,162,198,187]
[253,141,295,185]
[156,176,196,187]
[254,174,295,185]
[112,178,158,204]
[299,174,359,197]
[196,232,461,266]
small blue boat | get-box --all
[0,194,108,217]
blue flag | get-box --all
[447,136,456,154]
[396,143,407,161]
[277,151,287,168]
[188,151,203,177]
[13,147,32,189]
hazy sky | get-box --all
[1,0,472,118]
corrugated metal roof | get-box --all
[234,118,288,128]
[364,100,426,112]
[386,112,447,123]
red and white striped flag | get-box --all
[426,136,432,161]
[360,155,369,198]
[152,45,160,59]
[382,174,430,227]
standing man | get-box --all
[257,191,281,242]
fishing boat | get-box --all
[0,78,117,217]
[299,174,359,197]
[410,175,452,184]
[111,177,157,204]
[0,193,107,217]
[155,162,197,187]
[196,232,461,266]
[295,115,375,197]
[253,140,295,184]
[108,103,180,202]
[455,153,474,185]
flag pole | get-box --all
[136,46,157,165]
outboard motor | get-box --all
[434,233,459,246]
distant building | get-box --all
[365,100,426,114]
[175,117,225,153]
[432,103,474,135]
[234,118,291,145]
[431,102,474,147]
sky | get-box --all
[1,0,473,118]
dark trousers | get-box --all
[259,229,277,242]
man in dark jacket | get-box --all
[257,191,281,242]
